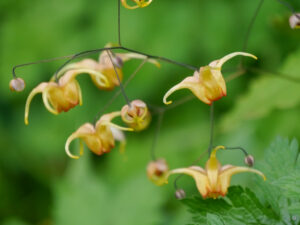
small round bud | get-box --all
[175,189,186,200]
[147,159,169,186]
[121,100,151,131]
[9,78,25,92]
[289,13,300,29]
[244,155,254,167]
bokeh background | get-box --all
[1,0,300,224]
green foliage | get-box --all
[183,137,300,225]
[221,49,300,132]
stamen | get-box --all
[240,0,264,67]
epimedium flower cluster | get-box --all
[11,0,300,200]
[23,47,159,125]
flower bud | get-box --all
[244,155,254,167]
[289,13,300,29]
[175,189,186,200]
[147,159,169,186]
[121,100,151,131]
[9,78,25,92]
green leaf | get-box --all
[221,49,300,132]
[182,186,279,225]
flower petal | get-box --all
[121,0,139,9]
[215,52,257,68]
[218,166,266,195]
[59,69,110,89]
[168,167,209,197]
[65,123,97,159]
[163,73,209,105]
[96,111,134,131]
[42,90,59,115]
[24,82,54,125]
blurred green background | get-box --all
[1,0,300,224]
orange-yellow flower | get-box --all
[165,146,265,199]
[121,0,152,9]
[65,112,133,159]
[149,146,265,199]
[24,69,108,125]
[163,52,257,105]
[121,100,151,131]
[59,49,160,90]
[147,159,169,186]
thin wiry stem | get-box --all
[93,58,147,124]
[12,46,198,82]
[118,0,122,46]
[224,146,249,156]
[276,0,296,13]
[106,50,131,106]
[240,0,264,67]
[208,102,215,155]
[12,54,74,79]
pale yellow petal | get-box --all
[168,167,209,197]
[121,0,139,9]
[25,82,51,125]
[42,91,59,115]
[163,75,209,105]
[59,69,110,89]
[215,52,257,68]
[219,166,266,195]
[65,123,95,159]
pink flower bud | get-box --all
[244,155,255,167]
[9,78,25,92]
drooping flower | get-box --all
[121,0,153,9]
[147,159,169,186]
[65,111,133,159]
[59,47,160,90]
[154,146,265,199]
[289,13,300,29]
[121,99,151,131]
[9,78,26,92]
[163,52,257,105]
[24,69,109,125]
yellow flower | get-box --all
[59,48,160,90]
[121,0,153,9]
[65,112,133,159]
[289,13,300,29]
[163,52,257,105]
[24,69,108,125]
[147,159,169,186]
[164,146,266,199]
[121,99,151,131]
